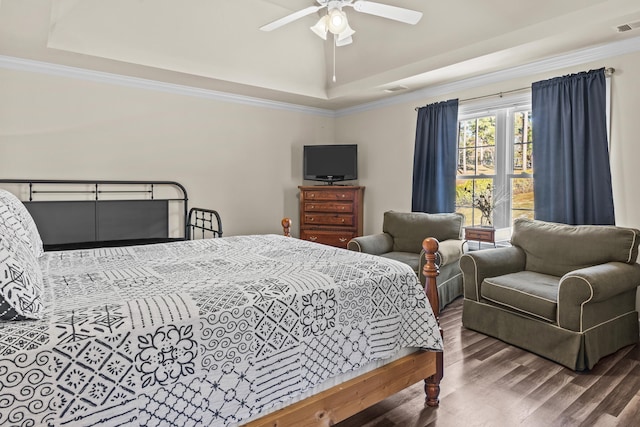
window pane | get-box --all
[457,115,496,176]
[512,177,534,221]
[477,146,495,175]
[513,111,533,174]
[455,179,473,226]
[455,178,493,226]
[458,148,476,175]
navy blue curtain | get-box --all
[531,68,614,225]
[412,99,459,213]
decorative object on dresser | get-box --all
[298,185,364,248]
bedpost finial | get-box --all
[281,217,292,237]
[423,237,439,254]
[422,236,441,317]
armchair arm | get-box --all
[459,247,526,301]
[431,239,465,267]
[347,233,394,255]
[557,262,640,331]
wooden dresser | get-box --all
[298,185,364,248]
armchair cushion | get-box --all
[383,211,464,253]
[482,271,559,323]
[460,246,526,301]
[381,252,421,273]
[511,217,640,277]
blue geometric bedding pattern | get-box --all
[0,234,443,426]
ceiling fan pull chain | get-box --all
[333,34,337,83]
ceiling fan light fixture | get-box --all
[328,8,348,34]
[335,35,353,47]
[310,15,329,39]
[336,23,355,42]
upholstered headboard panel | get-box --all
[24,199,169,248]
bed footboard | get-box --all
[266,218,443,425]
[187,207,222,239]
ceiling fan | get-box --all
[260,0,423,47]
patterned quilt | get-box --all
[0,234,443,426]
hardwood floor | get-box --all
[336,298,640,427]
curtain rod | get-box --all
[414,67,615,111]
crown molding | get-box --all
[335,35,640,117]
[0,55,336,118]
[2,35,640,118]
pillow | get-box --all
[0,202,32,249]
[0,189,44,257]
[0,222,44,320]
[383,211,465,253]
[512,218,640,277]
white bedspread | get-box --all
[0,234,442,426]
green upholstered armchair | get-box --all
[460,218,640,370]
[347,210,466,310]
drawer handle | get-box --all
[309,236,318,241]
[341,206,345,210]
[309,205,315,209]
[309,217,314,222]
[339,237,347,242]
[341,219,345,223]
[309,194,315,198]
[340,194,346,198]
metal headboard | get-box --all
[0,179,222,250]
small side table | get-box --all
[464,226,496,249]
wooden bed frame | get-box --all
[242,219,444,426]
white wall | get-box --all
[0,67,334,236]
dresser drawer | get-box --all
[303,190,355,201]
[300,230,355,248]
[304,202,353,213]
[464,227,495,242]
[303,214,354,226]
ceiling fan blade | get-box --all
[260,5,323,32]
[351,1,423,25]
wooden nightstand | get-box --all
[464,226,496,249]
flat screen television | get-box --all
[303,144,358,184]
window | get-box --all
[455,101,533,229]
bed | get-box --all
[0,180,443,427]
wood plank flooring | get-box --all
[336,298,640,427]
